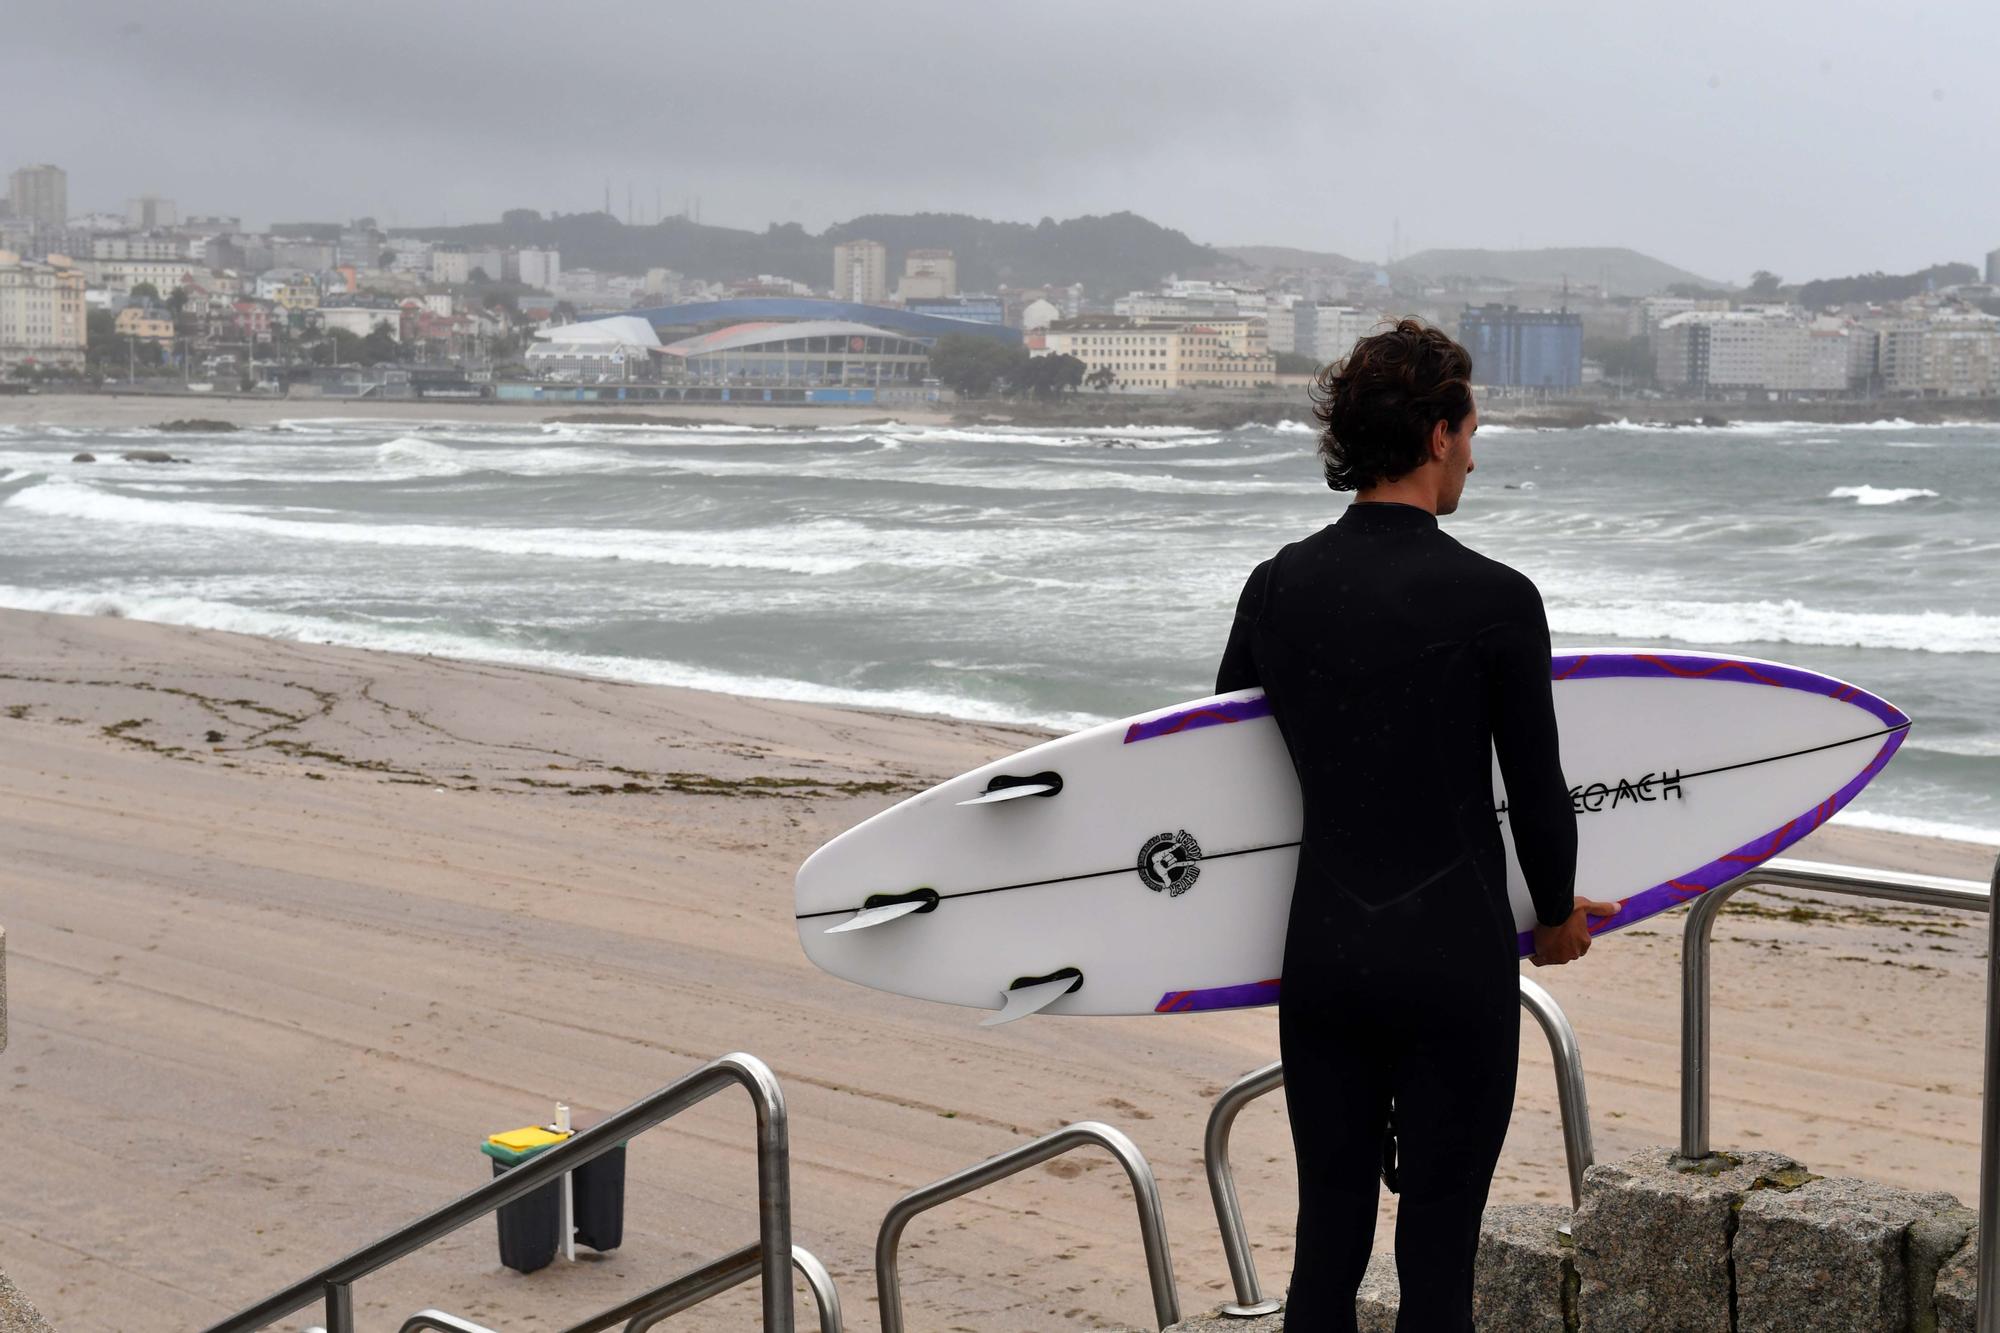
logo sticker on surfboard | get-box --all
[1137,829,1203,897]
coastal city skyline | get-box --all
[7,153,2000,406]
[5,0,1997,282]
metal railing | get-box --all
[203,1052,795,1333]
[1204,974,1596,1317]
[397,1314,497,1333]
[558,1243,840,1333]
[1678,854,2000,1332]
[875,1120,1180,1333]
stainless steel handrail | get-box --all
[874,1120,1180,1333]
[203,1052,794,1333]
[1204,974,1598,1317]
[594,1244,841,1333]
[398,1313,499,1333]
[1679,854,1999,1331]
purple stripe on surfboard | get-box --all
[1124,694,1271,744]
[1149,653,1909,1013]
[1552,652,1909,729]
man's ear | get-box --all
[1429,418,1452,462]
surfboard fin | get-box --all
[824,888,940,934]
[958,770,1064,806]
[981,967,1084,1027]
[826,899,926,933]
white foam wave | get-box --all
[0,583,1105,731]
[1828,485,1940,506]
[1546,596,2000,654]
[3,477,1110,574]
[1829,809,2000,848]
[374,435,465,476]
[1594,417,1997,437]
[3,479,869,574]
[1903,734,2000,758]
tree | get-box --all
[1009,351,1084,401]
[1746,270,1784,298]
[379,249,396,269]
[129,281,161,303]
[360,320,400,365]
[85,309,121,370]
[928,334,1023,398]
[1274,351,1319,376]
[1086,366,1118,392]
[313,327,365,365]
[1584,334,1655,386]
[469,266,491,284]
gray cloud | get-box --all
[5,0,1995,282]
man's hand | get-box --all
[1530,898,1621,966]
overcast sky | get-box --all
[6,1,1996,284]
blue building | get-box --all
[1458,305,1583,390]
[599,297,1021,347]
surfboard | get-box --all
[794,650,1909,1022]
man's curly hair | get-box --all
[1310,319,1475,491]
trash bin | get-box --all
[482,1125,570,1274]
[568,1129,627,1253]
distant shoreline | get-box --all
[2,387,1996,434]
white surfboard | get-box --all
[795,650,1909,1021]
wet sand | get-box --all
[0,609,1991,1330]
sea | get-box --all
[1,413,1994,846]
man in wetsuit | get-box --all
[1216,320,1616,1331]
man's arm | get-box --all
[1487,581,1578,929]
[1215,559,1271,694]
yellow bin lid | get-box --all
[488,1125,569,1153]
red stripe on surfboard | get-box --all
[1636,654,1785,687]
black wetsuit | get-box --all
[1216,502,1577,1332]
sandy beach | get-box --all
[1,608,1993,1331]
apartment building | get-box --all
[0,250,86,370]
[1294,303,1385,366]
[1038,316,1276,391]
[6,165,67,229]
[832,239,887,303]
[1655,310,1814,392]
[895,248,957,302]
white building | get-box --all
[1019,297,1060,331]
[1294,303,1384,366]
[384,237,433,276]
[430,245,470,285]
[460,247,503,281]
[1655,309,1825,392]
[125,195,178,229]
[511,247,561,291]
[90,232,191,262]
[85,256,203,295]
[1916,312,2000,396]
[832,239,887,303]
[525,314,659,381]
[1806,319,1857,392]
[317,304,401,340]
[1630,295,1729,340]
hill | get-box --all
[1389,246,1720,297]
[392,210,1235,296]
[1220,244,1367,273]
